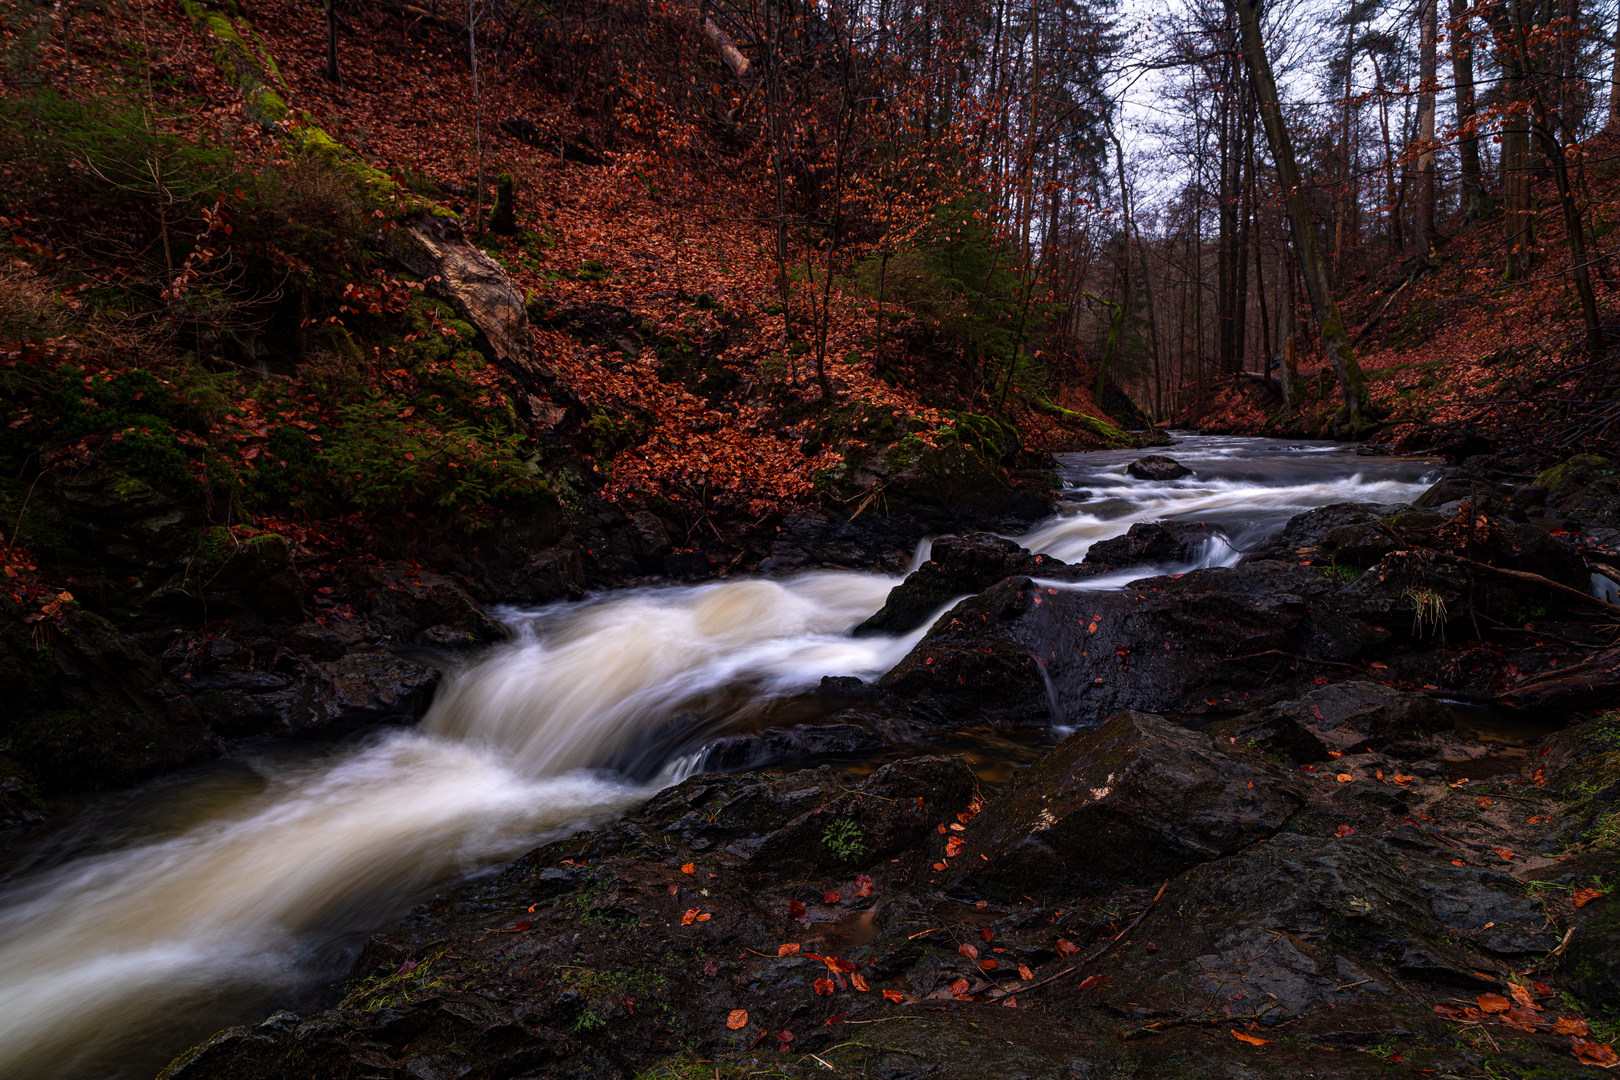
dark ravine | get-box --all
[148,451,1620,1080]
[9,437,1620,1080]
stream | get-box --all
[0,435,1445,1080]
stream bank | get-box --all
[8,436,1620,1079]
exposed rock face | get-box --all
[875,561,1389,729]
[159,743,1594,1080]
[1082,520,1226,568]
[1126,454,1192,480]
[0,600,218,792]
[188,651,441,738]
[947,711,1302,899]
[1414,469,1516,514]
[1230,681,1455,753]
[1102,832,1544,1026]
[854,534,1064,636]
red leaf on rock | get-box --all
[1554,1016,1591,1036]
[813,978,835,996]
[1575,888,1605,908]
[932,861,949,871]
[789,899,806,919]
[824,891,840,904]
[1056,939,1081,958]
[1018,963,1034,981]
[513,921,531,932]
[823,1011,851,1025]
[726,1009,748,1029]
[1078,974,1110,990]
[882,989,905,1003]
[945,837,964,857]
[1573,1036,1620,1067]
[778,943,801,956]
[950,979,971,996]
[1001,996,1018,1007]
[1231,1030,1268,1046]
[850,973,870,991]
[854,874,874,898]
[1478,993,1511,1014]
[682,909,700,926]
[826,957,858,973]
[980,958,999,970]
[958,943,979,960]
[980,927,994,942]
[681,863,695,874]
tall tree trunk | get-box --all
[1333,18,1355,285]
[1230,0,1373,432]
[1449,0,1487,219]
[1510,4,1605,354]
[325,0,341,83]
[1495,0,1534,282]
[1608,0,1620,132]
[1417,0,1438,259]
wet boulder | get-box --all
[1240,681,1453,753]
[1125,454,1191,481]
[854,534,1064,636]
[1257,502,1408,568]
[947,711,1302,900]
[1081,520,1226,569]
[701,722,886,771]
[1203,708,1332,764]
[875,561,1391,729]
[1414,469,1515,514]
[298,651,441,733]
[341,562,503,647]
[1099,833,1534,1026]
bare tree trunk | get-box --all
[1449,0,1487,219]
[1417,0,1437,260]
[1509,5,1604,354]
[1230,0,1372,432]
[1333,18,1354,285]
[325,0,341,84]
[1608,0,1620,132]
[469,0,483,236]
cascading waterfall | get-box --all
[0,435,1447,1080]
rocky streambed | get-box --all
[9,436,1620,1079]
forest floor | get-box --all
[1191,134,1620,468]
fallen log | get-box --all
[703,18,753,81]
[1504,646,1620,710]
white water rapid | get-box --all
[0,435,1443,1079]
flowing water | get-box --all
[0,435,1445,1080]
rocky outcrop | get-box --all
[854,534,1065,636]
[874,561,1390,728]
[1227,681,1455,754]
[161,734,1600,1080]
[946,711,1302,899]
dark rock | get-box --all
[1246,682,1454,753]
[299,651,441,733]
[629,510,674,564]
[947,711,1302,899]
[1413,469,1513,511]
[1101,833,1530,1026]
[341,563,503,646]
[1203,708,1331,764]
[277,622,346,661]
[701,723,886,771]
[0,601,218,791]
[1256,502,1408,567]
[518,547,586,600]
[1082,520,1226,568]
[662,550,713,580]
[1126,454,1192,481]
[875,562,1390,729]
[855,534,1063,636]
